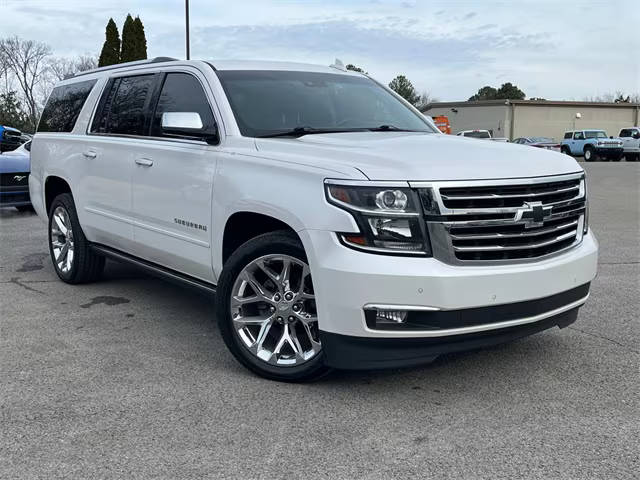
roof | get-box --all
[0,125,21,133]
[72,57,361,81]
[211,59,361,75]
[422,99,640,111]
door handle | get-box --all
[135,158,153,167]
[82,150,97,159]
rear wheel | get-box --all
[216,231,329,382]
[583,146,597,162]
[48,193,105,284]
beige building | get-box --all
[422,100,640,141]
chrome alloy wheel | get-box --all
[230,254,321,366]
[50,206,75,274]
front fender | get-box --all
[211,152,363,277]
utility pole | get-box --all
[185,0,190,60]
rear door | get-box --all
[81,73,159,251]
[129,69,219,282]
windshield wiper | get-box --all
[367,125,420,132]
[258,127,365,138]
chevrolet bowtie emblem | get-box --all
[514,201,552,228]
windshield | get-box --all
[216,70,435,138]
[585,131,607,139]
[464,131,491,138]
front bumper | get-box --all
[321,303,580,369]
[300,229,598,368]
[0,186,31,207]
[595,147,623,156]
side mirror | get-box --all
[162,111,203,131]
[161,112,219,144]
[633,132,640,139]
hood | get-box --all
[255,132,583,181]
[0,150,30,173]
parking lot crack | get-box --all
[568,326,639,355]
[7,277,45,295]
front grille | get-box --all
[0,173,29,187]
[419,173,586,264]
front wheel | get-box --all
[583,147,597,162]
[561,146,572,155]
[216,231,329,382]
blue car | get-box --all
[0,140,32,211]
[0,125,23,153]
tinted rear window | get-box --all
[465,131,490,138]
[91,74,155,136]
[38,80,97,132]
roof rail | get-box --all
[74,57,179,78]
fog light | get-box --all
[375,309,408,324]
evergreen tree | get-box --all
[389,75,420,106]
[132,16,148,60]
[98,18,121,67]
[120,14,136,63]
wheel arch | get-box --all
[220,211,303,267]
[44,175,72,216]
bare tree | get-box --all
[416,91,439,110]
[48,54,97,81]
[0,36,51,129]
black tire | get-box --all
[583,146,597,162]
[611,154,622,162]
[16,205,34,212]
[48,193,105,284]
[626,153,638,162]
[561,146,571,155]
[216,230,330,382]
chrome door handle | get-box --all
[82,150,97,159]
[135,158,153,167]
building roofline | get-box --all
[422,99,640,111]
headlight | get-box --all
[325,182,431,256]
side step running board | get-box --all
[90,244,217,295]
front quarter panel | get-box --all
[211,150,364,279]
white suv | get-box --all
[30,58,598,381]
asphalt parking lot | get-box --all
[1,163,638,479]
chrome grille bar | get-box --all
[453,230,577,252]
[449,219,578,240]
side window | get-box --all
[574,132,584,140]
[38,79,97,132]
[619,129,630,137]
[564,132,572,139]
[151,73,216,139]
[92,74,155,136]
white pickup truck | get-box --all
[618,127,640,161]
[30,58,597,382]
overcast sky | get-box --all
[4,0,639,100]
